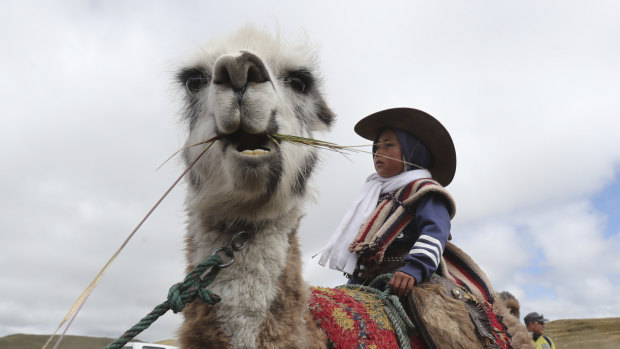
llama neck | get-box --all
[184,207,308,348]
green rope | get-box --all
[338,273,415,349]
[104,255,225,349]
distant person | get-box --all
[524,312,556,349]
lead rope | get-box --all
[104,231,249,349]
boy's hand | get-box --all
[389,271,416,297]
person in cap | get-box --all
[318,107,456,297]
[524,312,556,349]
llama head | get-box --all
[177,26,335,223]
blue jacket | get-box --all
[348,190,451,285]
[390,191,451,282]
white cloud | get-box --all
[453,199,620,322]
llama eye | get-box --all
[185,77,209,93]
[178,67,211,94]
[288,76,306,93]
[284,69,313,94]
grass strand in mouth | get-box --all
[160,133,423,171]
[269,133,366,160]
[163,133,363,164]
[270,133,359,150]
[269,133,425,170]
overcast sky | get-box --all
[2,0,620,344]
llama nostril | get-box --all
[213,51,271,90]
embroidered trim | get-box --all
[349,179,455,264]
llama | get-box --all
[176,26,332,349]
[175,26,531,349]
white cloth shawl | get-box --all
[318,169,432,274]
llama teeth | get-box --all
[241,149,269,156]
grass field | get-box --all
[544,317,620,349]
[0,334,117,349]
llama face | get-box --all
[177,27,334,222]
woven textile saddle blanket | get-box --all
[310,285,425,349]
[309,242,511,349]
[440,242,512,348]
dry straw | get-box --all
[270,133,424,170]
[42,137,218,349]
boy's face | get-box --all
[374,129,404,178]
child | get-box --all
[319,107,456,297]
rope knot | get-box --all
[166,257,224,313]
[167,282,189,313]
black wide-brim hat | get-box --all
[354,107,457,186]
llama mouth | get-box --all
[224,131,273,156]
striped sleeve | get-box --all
[398,193,451,282]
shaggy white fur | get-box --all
[177,25,334,348]
[185,209,301,348]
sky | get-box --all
[1,0,620,344]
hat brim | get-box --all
[354,107,456,186]
[526,317,550,325]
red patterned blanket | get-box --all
[310,285,425,349]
